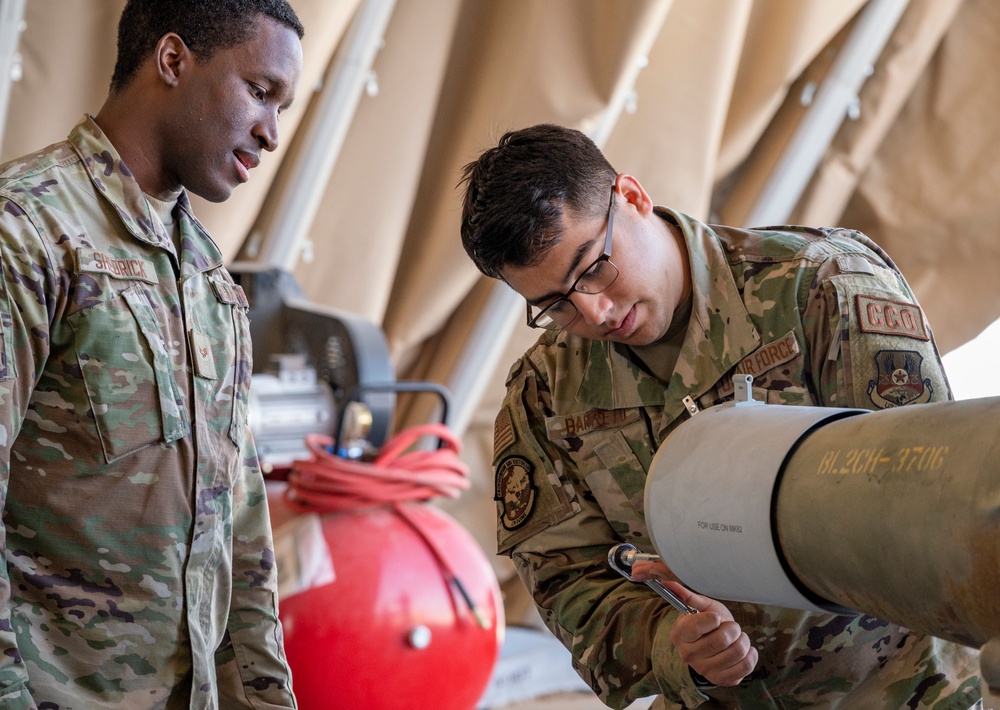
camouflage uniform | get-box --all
[493,208,982,709]
[0,118,295,709]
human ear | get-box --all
[154,33,191,88]
[615,174,654,216]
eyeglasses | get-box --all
[525,186,620,330]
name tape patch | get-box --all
[856,295,928,341]
[545,408,640,440]
[78,248,157,284]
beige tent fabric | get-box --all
[715,0,963,232]
[791,0,965,228]
[604,0,755,219]
[3,0,998,625]
[840,0,1000,353]
[1,0,122,161]
[287,0,467,326]
[715,0,868,185]
[377,0,674,361]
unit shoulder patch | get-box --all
[495,455,536,530]
[867,350,933,408]
[856,294,928,341]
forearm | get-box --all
[514,544,706,708]
[226,433,296,708]
[0,508,35,709]
[0,208,55,709]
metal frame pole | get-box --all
[744,0,910,227]
[0,0,27,156]
[246,0,397,271]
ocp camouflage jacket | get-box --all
[494,207,980,709]
[0,118,295,709]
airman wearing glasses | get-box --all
[459,123,980,709]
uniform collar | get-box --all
[575,207,760,421]
[68,116,223,274]
[69,116,174,251]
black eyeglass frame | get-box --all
[525,186,619,330]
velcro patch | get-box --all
[212,278,249,307]
[856,295,928,341]
[233,284,249,308]
[734,330,800,379]
[545,408,640,440]
[493,407,516,454]
[78,248,157,284]
[835,254,878,276]
[867,350,933,408]
[495,456,536,530]
[189,329,218,380]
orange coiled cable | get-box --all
[284,422,470,513]
[284,422,488,627]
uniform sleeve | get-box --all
[496,359,710,709]
[220,426,297,709]
[801,231,951,411]
[0,198,58,709]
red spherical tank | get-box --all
[269,489,504,710]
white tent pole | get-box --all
[445,48,656,438]
[247,0,397,271]
[743,0,910,227]
[444,281,522,436]
[0,0,27,155]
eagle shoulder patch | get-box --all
[867,350,933,408]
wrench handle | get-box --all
[645,579,699,616]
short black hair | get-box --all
[459,124,617,279]
[110,0,305,93]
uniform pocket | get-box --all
[68,284,185,462]
[545,409,654,544]
[584,430,651,543]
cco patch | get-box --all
[495,456,536,530]
[856,294,928,341]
